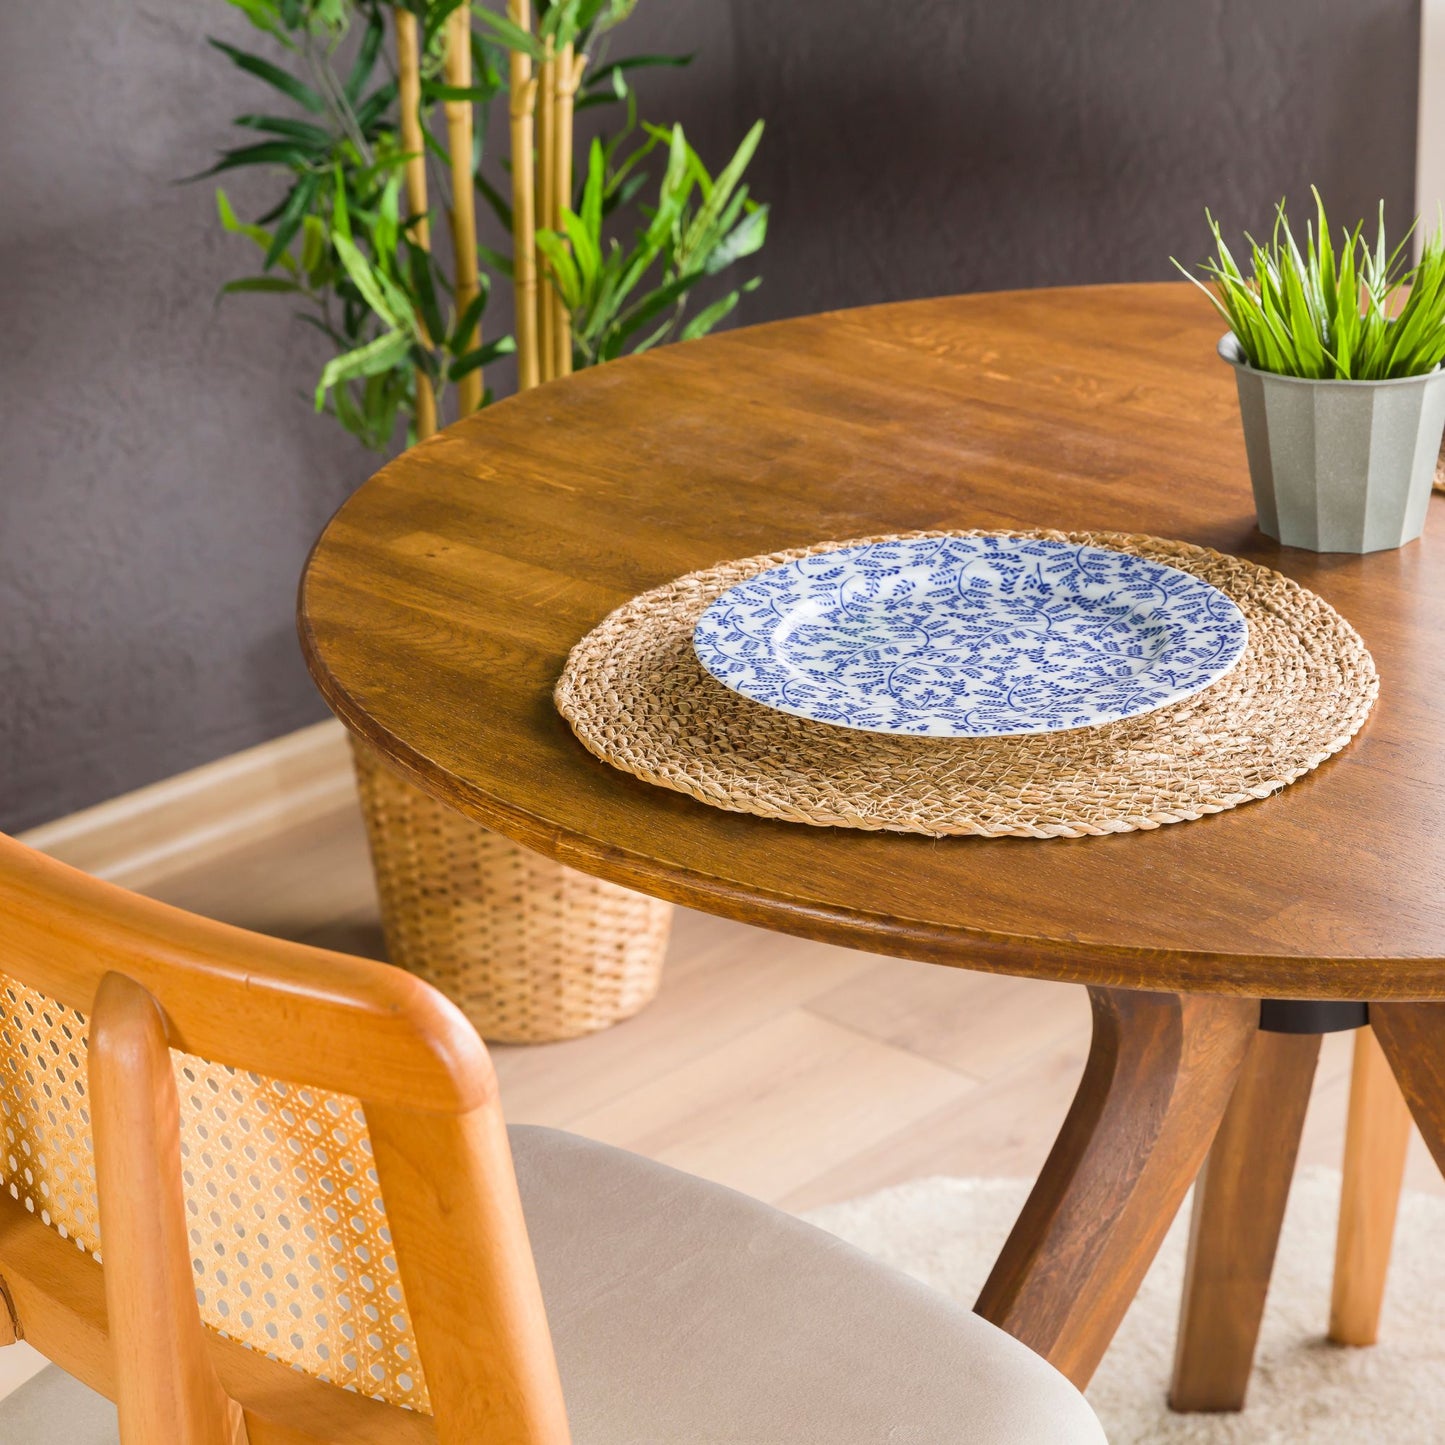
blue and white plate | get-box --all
[691,535,1249,737]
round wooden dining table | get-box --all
[299,282,1445,1411]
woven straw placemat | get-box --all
[555,530,1377,838]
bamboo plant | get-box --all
[203,0,768,445]
[478,2,768,383]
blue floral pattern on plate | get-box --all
[691,535,1250,737]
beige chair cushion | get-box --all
[512,1126,1104,1443]
[0,1126,1105,1443]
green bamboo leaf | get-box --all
[472,9,545,59]
[581,138,606,239]
[468,29,507,94]
[207,39,326,113]
[627,315,680,355]
[474,169,513,232]
[407,243,446,344]
[189,140,315,181]
[478,243,515,279]
[299,213,326,279]
[331,165,352,241]
[582,51,692,101]
[373,171,403,263]
[330,372,366,435]
[447,336,518,381]
[291,310,343,346]
[263,172,319,270]
[354,80,399,133]
[344,10,385,101]
[584,248,630,342]
[703,203,768,274]
[536,230,583,310]
[699,183,752,248]
[561,210,603,291]
[223,0,295,47]
[612,132,688,300]
[234,114,333,147]
[680,120,763,257]
[377,269,422,334]
[333,232,400,326]
[680,289,741,340]
[448,289,488,352]
[612,269,704,344]
[314,329,412,411]
[216,187,294,267]
[603,169,649,218]
[220,275,303,295]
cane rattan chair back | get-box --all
[0,830,569,1444]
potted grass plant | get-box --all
[1177,191,1445,553]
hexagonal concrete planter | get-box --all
[1219,333,1445,553]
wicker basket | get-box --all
[351,740,672,1043]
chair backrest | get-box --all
[0,831,571,1444]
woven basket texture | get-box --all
[0,976,430,1410]
[555,530,1378,840]
[352,742,671,1044]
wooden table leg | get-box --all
[1169,1029,1320,1411]
[1329,1026,1413,1346]
[974,988,1259,1388]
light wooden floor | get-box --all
[138,795,1444,1212]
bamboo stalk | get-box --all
[444,4,483,415]
[551,43,583,379]
[394,7,437,438]
[507,1,540,390]
[536,35,557,381]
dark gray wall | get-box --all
[721,0,1421,314]
[1,0,372,832]
[0,0,1419,832]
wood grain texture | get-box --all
[1352,1005,1445,1352]
[1330,1026,1414,1346]
[973,988,1259,1387]
[298,284,1445,998]
[1371,1005,1445,1173]
[0,1279,17,1348]
[1169,1030,1320,1411]
[89,973,248,1445]
[365,1102,570,1444]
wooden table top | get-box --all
[299,283,1445,1000]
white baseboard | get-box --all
[18,720,357,890]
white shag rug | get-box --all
[804,1168,1442,1443]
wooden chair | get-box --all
[0,832,1107,1444]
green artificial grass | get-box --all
[1176,189,1445,381]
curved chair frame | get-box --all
[0,831,571,1444]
